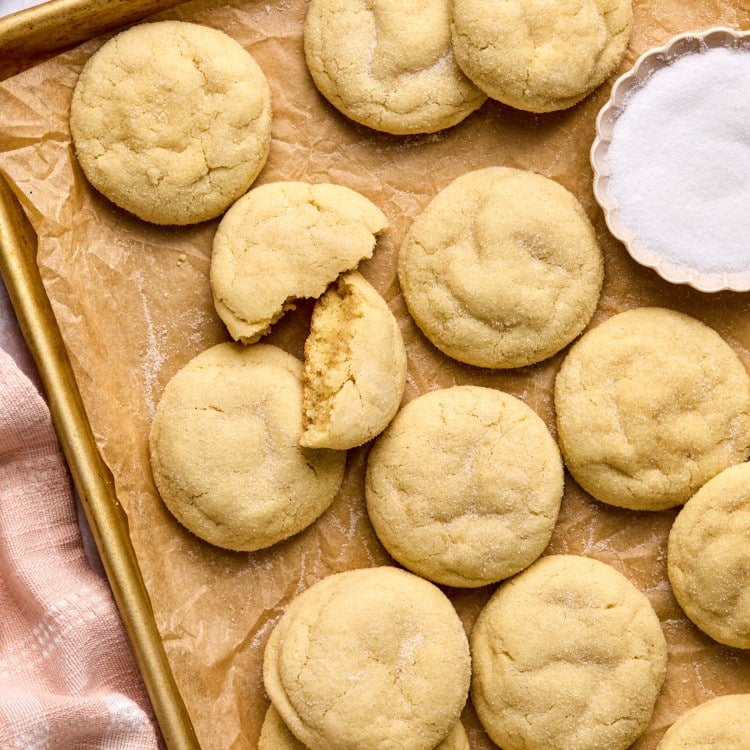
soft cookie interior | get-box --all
[300,271,406,450]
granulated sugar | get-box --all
[605,46,750,274]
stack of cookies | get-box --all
[261,567,471,750]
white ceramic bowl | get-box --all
[591,27,750,293]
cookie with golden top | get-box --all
[555,307,750,511]
[656,694,750,750]
[471,555,667,750]
[304,0,485,133]
[149,343,345,551]
[70,20,271,225]
[668,462,750,649]
[451,0,633,112]
[398,167,603,368]
[263,567,470,750]
[366,386,563,587]
[258,705,470,750]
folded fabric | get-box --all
[0,346,162,749]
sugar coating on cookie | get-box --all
[555,307,750,511]
[668,462,750,649]
[656,694,750,750]
[398,167,603,369]
[300,271,407,450]
[148,343,345,552]
[451,0,632,112]
[366,386,563,587]
[70,20,272,225]
[303,0,486,134]
[263,567,470,750]
[471,555,667,750]
[258,704,470,750]
[210,182,388,343]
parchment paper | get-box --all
[1,1,749,748]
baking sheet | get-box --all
[0,0,749,748]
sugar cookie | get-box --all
[451,0,633,112]
[148,343,345,551]
[656,694,750,750]
[70,20,272,225]
[303,0,485,134]
[471,555,667,750]
[555,307,750,511]
[300,271,407,450]
[263,567,470,750]
[258,705,470,750]
[398,167,603,368]
[210,182,388,343]
[366,386,563,587]
[668,462,750,649]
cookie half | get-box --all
[148,343,345,551]
[70,20,272,225]
[300,271,407,450]
[398,167,603,368]
[451,0,633,112]
[471,555,667,750]
[304,0,485,134]
[668,462,750,649]
[366,386,563,587]
[555,307,750,511]
[263,567,470,750]
[210,182,388,343]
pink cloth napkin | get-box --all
[0,347,162,749]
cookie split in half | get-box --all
[301,271,407,450]
[211,182,388,343]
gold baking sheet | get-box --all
[0,2,749,750]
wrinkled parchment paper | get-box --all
[1,1,750,747]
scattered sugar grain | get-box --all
[606,47,750,274]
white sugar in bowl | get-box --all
[591,28,750,293]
